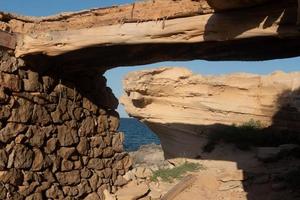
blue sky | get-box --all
[1,0,300,117]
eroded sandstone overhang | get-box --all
[121,67,300,128]
[121,67,300,158]
[0,0,300,70]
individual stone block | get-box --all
[61,159,74,172]
[93,147,103,158]
[102,147,114,158]
[89,173,100,191]
[23,70,43,92]
[32,148,44,171]
[87,158,104,170]
[77,137,89,155]
[115,181,149,200]
[32,104,52,126]
[57,147,76,159]
[0,72,22,91]
[13,144,33,169]
[108,110,120,132]
[28,127,46,148]
[78,116,95,137]
[45,138,58,154]
[112,132,124,153]
[97,115,109,133]
[58,123,79,146]
[9,97,34,123]
[55,170,81,186]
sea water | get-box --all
[119,118,160,151]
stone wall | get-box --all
[0,49,132,200]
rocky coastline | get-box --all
[121,67,300,159]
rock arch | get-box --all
[0,0,300,199]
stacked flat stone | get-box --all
[0,49,132,200]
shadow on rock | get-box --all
[141,87,300,200]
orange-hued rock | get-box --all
[121,67,300,158]
[1,0,300,66]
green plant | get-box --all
[151,162,203,182]
[239,119,263,129]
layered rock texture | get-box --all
[0,49,132,199]
[0,0,300,198]
[1,0,300,69]
[121,67,300,158]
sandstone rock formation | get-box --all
[121,67,300,158]
[0,49,132,199]
[1,0,300,70]
[0,0,300,198]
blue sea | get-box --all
[118,118,160,151]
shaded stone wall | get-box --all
[0,49,132,200]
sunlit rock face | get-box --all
[121,67,300,158]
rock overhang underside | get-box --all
[0,0,300,70]
[0,1,300,198]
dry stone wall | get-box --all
[0,49,132,200]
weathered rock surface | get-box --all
[1,0,300,70]
[129,144,165,167]
[115,181,149,200]
[121,67,300,158]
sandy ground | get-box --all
[118,143,300,200]
[172,144,300,200]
